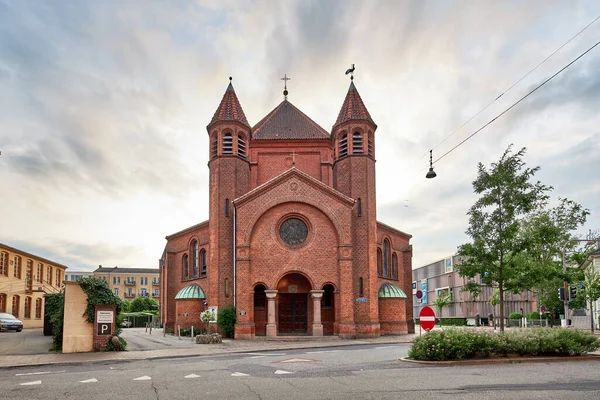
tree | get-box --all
[130,297,159,313]
[570,266,600,332]
[457,145,551,331]
[432,293,453,326]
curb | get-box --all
[399,354,600,366]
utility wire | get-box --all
[433,39,600,165]
[424,14,600,159]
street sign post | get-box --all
[419,306,436,333]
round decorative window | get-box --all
[279,218,308,246]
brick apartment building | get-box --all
[160,76,414,339]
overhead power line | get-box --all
[425,14,600,159]
[433,39,600,165]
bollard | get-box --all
[150,324,152,335]
[178,325,181,340]
[191,326,194,342]
[145,322,148,333]
[163,324,166,338]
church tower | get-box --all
[332,78,380,336]
[207,78,250,307]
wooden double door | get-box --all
[278,294,308,334]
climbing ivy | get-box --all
[77,277,122,334]
[45,292,65,351]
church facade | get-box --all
[159,76,414,338]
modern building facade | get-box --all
[413,255,537,323]
[0,243,67,329]
[93,266,160,303]
[160,76,414,339]
[64,271,93,282]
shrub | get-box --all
[408,328,600,360]
[440,318,467,326]
[527,311,545,320]
[508,312,523,320]
[200,310,216,323]
[45,293,65,351]
[217,305,236,338]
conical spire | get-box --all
[208,78,250,129]
[333,81,376,128]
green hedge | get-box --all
[415,318,467,326]
[408,328,600,361]
[508,312,522,320]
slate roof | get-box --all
[208,82,250,128]
[94,267,159,274]
[252,100,330,140]
[334,81,375,128]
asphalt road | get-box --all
[1,344,599,399]
[0,328,52,355]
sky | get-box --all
[1,0,599,272]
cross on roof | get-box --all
[281,74,290,99]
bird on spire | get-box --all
[345,64,355,79]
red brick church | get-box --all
[159,75,414,338]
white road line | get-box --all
[274,370,294,375]
[247,355,266,359]
[184,374,200,379]
[79,378,98,383]
[133,376,152,381]
[15,371,65,376]
[306,350,338,354]
[20,380,42,386]
[244,353,286,356]
[374,346,399,349]
[231,372,249,377]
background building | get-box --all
[0,243,67,329]
[64,271,93,282]
[93,266,160,303]
[160,77,414,339]
[413,255,536,324]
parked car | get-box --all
[121,320,132,328]
[0,313,24,332]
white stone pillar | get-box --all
[265,289,278,337]
[310,290,324,336]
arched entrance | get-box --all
[277,273,311,334]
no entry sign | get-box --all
[419,306,436,331]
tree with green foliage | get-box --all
[130,297,159,313]
[120,299,131,313]
[432,293,453,326]
[457,145,551,331]
[217,305,236,338]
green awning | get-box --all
[378,283,408,298]
[175,283,206,299]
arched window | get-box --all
[35,298,42,319]
[192,241,199,278]
[225,278,229,297]
[377,248,382,276]
[359,277,364,297]
[201,249,207,276]
[223,133,233,154]
[237,135,246,158]
[211,133,218,159]
[36,263,43,283]
[12,295,20,317]
[322,284,334,308]
[55,269,61,287]
[339,133,348,157]
[357,197,362,217]
[0,252,8,276]
[352,132,363,154]
[392,253,398,280]
[24,296,31,319]
[47,266,53,285]
[0,293,6,312]
[225,198,230,217]
[182,255,189,280]
[383,239,390,277]
[254,285,266,309]
[14,256,22,279]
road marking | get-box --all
[184,374,200,378]
[274,358,319,363]
[79,378,98,383]
[244,353,286,356]
[247,355,266,359]
[231,372,249,377]
[20,380,42,386]
[133,376,152,381]
[374,346,399,349]
[306,350,338,354]
[16,371,65,376]
[274,370,294,375]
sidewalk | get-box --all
[0,333,417,369]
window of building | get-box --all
[0,252,8,276]
[223,133,233,154]
[114,288,119,296]
[55,269,61,286]
[36,263,43,283]
[35,298,42,319]
[182,255,189,280]
[211,134,218,159]
[352,132,363,154]
[339,134,348,157]
[26,259,33,286]
[0,293,6,312]
[225,278,229,297]
[322,284,334,307]
[225,198,230,217]
[47,266,53,285]
[238,135,246,158]
[192,241,199,279]
[24,296,31,319]
[153,288,159,297]
[357,197,362,217]
[201,249,207,276]
[14,256,22,279]
[12,295,20,318]
[377,248,382,276]
[392,253,398,280]
[383,239,390,277]
[254,285,266,309]
[359,278,364,297]
[140,288,148,297]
